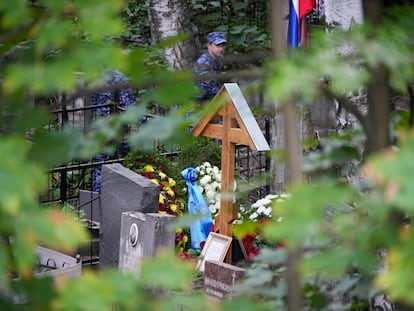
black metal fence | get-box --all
[40,96,271,267]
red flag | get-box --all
[299,0,316,19]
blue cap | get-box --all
[207,32,227,45]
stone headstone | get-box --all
[118,211,176,274]
[100,163,160,267]
[204,260,245,300]
[79,190,100,223]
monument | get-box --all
[118,211,176,274]
[100,163,160,267]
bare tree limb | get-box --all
[320,84,367,130]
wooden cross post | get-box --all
[191,83,270,263]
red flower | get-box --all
[159,166,167,172]
[276,240,286,249]
[176,233,183,242]
[178,251,196,261]
[242,233,260,260]
[143,172,154,179]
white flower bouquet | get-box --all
[236,193,289,223]
[195,162,221,216]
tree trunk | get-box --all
[146,0,199,71]
[268,0,290,194]
[269,2,302,311]
[362,0,392,155]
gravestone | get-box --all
[79,189,100,223]
[100,163,160,267]
[119,211,176,274]
[204,260,245,300]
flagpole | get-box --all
[299,17,306,47]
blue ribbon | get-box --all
[181,167,213,249]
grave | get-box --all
[79,189,100,223]
[100,163,160,267]
[204,260,245,300]
[35,246,82,278]
[191,83,270,262]
[118,211,176,274]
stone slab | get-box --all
[79,190,100,223]
[204,260,245,299]
[119,211,176,274]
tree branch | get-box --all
[320,84,367,130]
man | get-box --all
[193,32,227,102]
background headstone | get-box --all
[79,190,100,223]
[100,163,160,267]
[119,211,176,274]
[204,260,245,300]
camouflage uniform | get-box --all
[90,69,136,192]
[90,69,136,116]
[193,32,227,102]
[193,52,224,102]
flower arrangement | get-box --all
[123,149,185,216]
[237,193,288,223]
[195,162,221,217]
[236,193,289,260]
[142,164,185,216]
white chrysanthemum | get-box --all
[206,189,216,201]
[256,205,267,215]
[214,201,220,211]
[257,206,272,217]
[214,173,221,182]
[206,182,216,190]
[209,204,217,214]
[200,175,211,185]
[249,212,258,221]
[211,181,220,191]
[233,219,243,225]
[198,185,204,193]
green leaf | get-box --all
[0,0,33,27]
[29,126,83,166]
[140,252,194,290]
[56,270,122,310]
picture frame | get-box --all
[196,232,233,272]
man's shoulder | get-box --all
[195,52,212,66]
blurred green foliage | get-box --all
[1,1,414,311]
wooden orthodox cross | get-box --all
[191,83,270,262]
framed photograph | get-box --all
[196,232,232,272]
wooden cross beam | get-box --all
[191,83,270,263]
